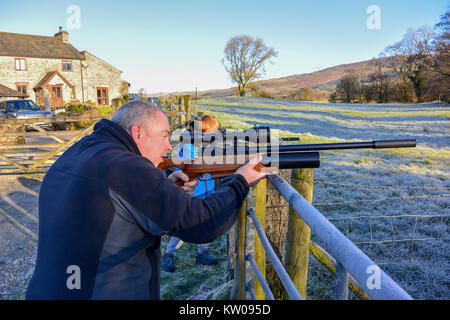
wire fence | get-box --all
[278,176,450,300]
[265,178,449,247]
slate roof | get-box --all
[0,32,84,60]
[0,83,28,97]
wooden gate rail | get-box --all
[1,112,183,126]
[0,124,95,174]
[0,111,187,174]
[0,115,106,125]
[26,124,65,143]
[29,123,95,171]
[309,241,371,300]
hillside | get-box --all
[158,57,391,99]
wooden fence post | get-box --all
[254,178,267,299]
[182,95,192,123]
[265,169,291,299]
[284,168,314,299]
[111,98,122,114]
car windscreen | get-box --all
[6,100,40,111]
[26,100,40,110]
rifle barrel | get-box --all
[202,139,416,155]
[276,139,417,152]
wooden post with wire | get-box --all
[254,178,267,299]
[284,168,314,299]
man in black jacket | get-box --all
[26,100,265,299]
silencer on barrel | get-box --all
[372,139,417,149]
[261,152,320,169]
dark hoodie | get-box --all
[25,119,249,300]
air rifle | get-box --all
[158,139,417,186]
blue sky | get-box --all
[0,0,448,93]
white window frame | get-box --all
[15,58,26,71]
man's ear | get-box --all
[130,124,141,143]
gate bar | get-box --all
[245,254,275,300]
[247,208,303,300]
[334,261,349,300]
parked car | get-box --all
[146,97,162,106]
[129,94,140,100]
[0,99,53,131]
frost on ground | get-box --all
[0,98,448,300]
[194,97,449,300]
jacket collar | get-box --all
[93,119,142,156]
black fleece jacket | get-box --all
[26,119,249,300]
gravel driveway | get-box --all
[0,174,43,299]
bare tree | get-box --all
[335,69,359,103]
[367,59,392,103]
[138,88,147,100]
[431,9,450,78]
[383,26,436,102]
[222,35,277,96]
[355,70,368,103]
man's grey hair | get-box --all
[111,100,162,133]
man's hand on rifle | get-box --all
[168,171,199,195]
[236,155,267,187]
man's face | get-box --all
[131,111,173,167]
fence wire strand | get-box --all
[265,177,449,247]
[292,179,450,191]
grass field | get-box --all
[160,97,450,300]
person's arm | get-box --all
[107,154,254,244]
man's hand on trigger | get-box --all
[168,171,198,195]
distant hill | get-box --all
[156,57,392,99]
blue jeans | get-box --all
[165,236,209,255]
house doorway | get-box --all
[51,85,63,106]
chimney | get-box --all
[54,26,69,43]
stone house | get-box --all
[0,83,28,100]
[0,27,129,106]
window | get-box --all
[16,85,27,96]
[52,86,62,98]
[15,58,26,71]
[97,88,109,105]
[62,60,72,72]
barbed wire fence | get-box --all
[265,176,449,299]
